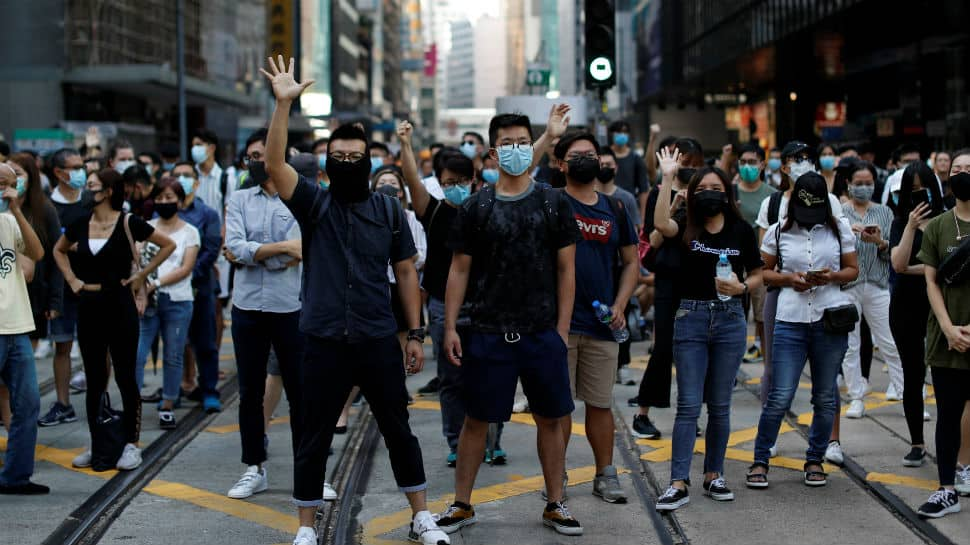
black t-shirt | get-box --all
[418,196,459,301]
[645,187,686,275]
[614,152,649,196]
[674,213,763,301]
[64,213,155,287]
[448,183,582,333]
[889,218,926,292]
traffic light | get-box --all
[584,0,616,91]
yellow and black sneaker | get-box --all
[542,501,583,536]
[434,502,477,534]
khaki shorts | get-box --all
[567,334,619,409]
[750,283,767,324]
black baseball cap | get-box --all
[780,141,811,161]
[288,152,318,180]
[790,172,829,226]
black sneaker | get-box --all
[632,415,661,439]
[0,481,50,495]
[903,447,927,467]
[702,477,734,501]
[417,377,440,395]
[655,486,689,511]
[159,410,177,430]
[434,502,477,533]
[37,402,77,427]
[917,488,961,518]
[627,396,640,408]
[542,501,583,536]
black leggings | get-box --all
[930,366,970,486]
[637,273,680,408]
[889,282,929,446]
[77,289,141,445]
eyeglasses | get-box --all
[566,152,598,161]
[496,143,533,151]
[330,152,366,163]
[243,152,264,165]
[738,158,761,166]
[440,177,471,188]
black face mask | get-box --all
[677,168,697,185]
[248,161,269,186]
[326,156,372,203]
[693,190,727,217]
[566,157,600,185]
[376,184,401,199]
[155,202,179,219]
[951,172,970,202]
[549,169,567,189]
[81,189,101,209]
[596,167,616,184]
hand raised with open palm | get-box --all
[259,55,314,102]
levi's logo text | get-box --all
[690,241,740,256]
[574,214,612,243]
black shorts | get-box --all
[460,329,574,422]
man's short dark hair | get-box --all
[245,128,268,150]
[437,153,475,181]
[488,113,533,148]
[109,139,134,160]
[370,142,390,155]
[51,148,80,170]
[173,161,197,176]
[893,142,920,162]
[658,136,678,150]
[553,131,600,160]
[193,128,219,147]
[462,131,485,146]
[160,141,181,159]
[608,120,631,135]
[139,151,161,166]
[433,149,464,180]
[675,138,704,160]
[599,147,616,159]
[430,142,444,151]
[738,142,765,161]
[0,141,9,156]
[837,143,859,155]
[951,148,970,163]
[327,124,369,153]
[123,164,152,186]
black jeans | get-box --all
[637,272,680,408]
[188,288,220,397]
[930,366,970,486]
[78,289,141,444]
[889,283,929,445]
[230,307,305,466]
[293,334,426,506]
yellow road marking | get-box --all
[143,480,297,532]
[206,416,291,434]
[866,472,938,491]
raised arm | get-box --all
[653,147,681,238]
[892,204,930,274]
[645,124,661,182]
[397,121,430,217]
[530,104,571,169]
[260,56,315,201]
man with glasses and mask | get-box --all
[436,110,584,536]
[259,57,449,545]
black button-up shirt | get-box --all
[285,176,416,341]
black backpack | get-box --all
[766,190,784,226]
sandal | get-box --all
[804,462,828,487]
[746,463,769,489]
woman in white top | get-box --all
[134,177,200,430]
[748,173,858,489]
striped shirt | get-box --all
[842,201,894,290]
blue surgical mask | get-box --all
[370,158,383,175]
[178,175,195,196]
[481,168,500,184]
[767,158,782,171]
[317,154,327,172]
[320,180,330,190]
[848,184,874,202]
[0,198,7,213]
[115,160,136,175]
[162,162,176,171]
[15,177,27,196]
[739,165,760,183]
[69,168,87,189]
[443,184,471,206]
[191,145,208,164]
[497,145,533,177]
[460,142,477,159]
[819,156,836,171]
[613,133,630,147]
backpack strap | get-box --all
[381,193,403,251]
[767,190,783,226]
[219,169,229,210]
[473,183,497,245]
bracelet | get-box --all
[407,328,426,343]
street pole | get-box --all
[176,0,187,156]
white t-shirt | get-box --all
[755,192,845,231]
[147,220,200,302]
[0,213,34,334]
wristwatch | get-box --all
[153,278,161,289]
[407,328,426,343]
[741,281,749,295]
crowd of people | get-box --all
[0,54,969,545]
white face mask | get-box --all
[115,160,136,174]
[789,160,816,182]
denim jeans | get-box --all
[188,288,219,397]
[670,299,746,483]
[754,320,848,465]
[0,334,40,486]
[135,293,194,401]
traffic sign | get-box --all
[588,56,614,83]
[526,66,551,87]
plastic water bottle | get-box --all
[716,253,732,301]
[593,300,630,343]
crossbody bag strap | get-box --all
[122,213,142,272]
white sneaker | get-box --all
[846,400,866,419]
[69,371,87,392]
[924,411,932,422]
[617,366,635,386]
[34,341,52,359]
[824,441,844,465]
[956,465,970,495]
[292,526,316,545]
[512,396,529,414]
[409,510,451,545]
[72,449,92,468]
[885,383,901,401]
[70,342,80,360]
[116,443,142,470]
[768,444,778,458]
[323,482,338,501]
[228,466,268,499]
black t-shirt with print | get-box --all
[64,213,155,288]
[674,212,763,301]
[418,196,459,301]
[448,183,582,333]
